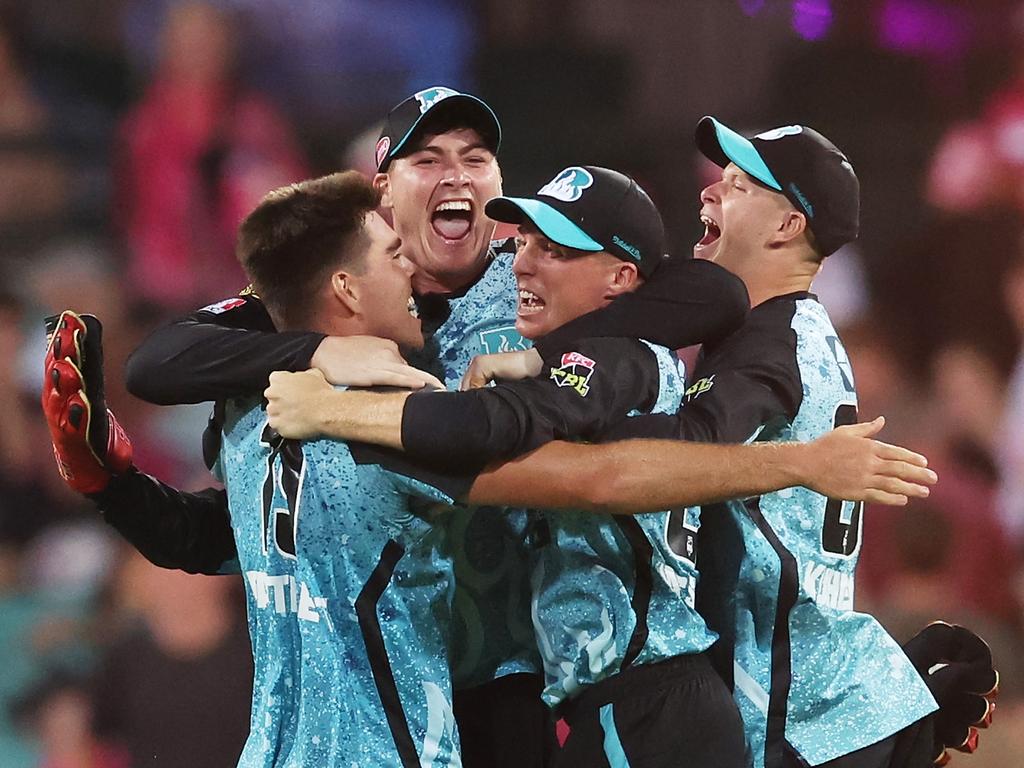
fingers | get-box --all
[875,441,930,467]
[871,475,931,500]
[372,368,445,390]
[862,490,909,506]
[876,459,938,486]
[839,416,885,439]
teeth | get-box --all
[519,289,541,303]
[700,215,717,227]
[435,200,471,213]
[407,296,419,318]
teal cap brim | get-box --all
[485,197,603,251]
[698,116,782,191]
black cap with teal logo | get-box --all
[696,117,859,257]
[485,166,665,277]
[376,86,501,172]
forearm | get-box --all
[92,468,238,574]
[467,439,808,512]
[312,390,410,449]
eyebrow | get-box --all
[411,141,492,156]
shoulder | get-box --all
[194,291,275,330]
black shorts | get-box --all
[453,672,557,768]
[554,652,747,768]
[782,715,936,768]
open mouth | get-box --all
[407,296,419,319]
[518,288,545,316]
[431,199,473,241]
[698,214,721,247]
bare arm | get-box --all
[466,418,936,512]
[264,370,409,447]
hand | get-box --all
[902,622,999,765]
[799,417,937,505]
[311,336,443,390]
[265,369,335,439]
[460,348,543,390]
[41,311,132,494]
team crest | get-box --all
[755,125,803,141]
[375,136,391,167]
[538,167,593,203]
[549,351,596,396]
[478,326,529,355]
[414,86,459,114]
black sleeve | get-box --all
[532,257,749,357]
[125,293,326,405]
[91,468,237,575]
[600,310,803,445]
[401,337,663,472]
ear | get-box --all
[374,173,392,210]
[605,261,641,299]
[330,270,361,316]
[771,210,807,247]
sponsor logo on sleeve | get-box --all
[537,167,594,203]
[549,351,596,396]
[684,375,715,402]
[200,297,247,315]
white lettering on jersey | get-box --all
[246,571,328,623]
[801,562,854,611]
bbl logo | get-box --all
[537,167,593,203]
[549,351,596,397]
[414,86,459,114]
[478,326,530,355]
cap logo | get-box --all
[755,125,803,141]
[537,167,594,203]
[611,235,641,262]
[414,86,459,114]
[375,136,391,168]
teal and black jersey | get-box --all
[619,293,937,767]
[410,239,541,689]
[218,397,472,768]
[400,337,719,708]
[529,342,717,707]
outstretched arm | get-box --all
[465,418,935,512]
[266,338,664,471]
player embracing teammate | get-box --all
[40,86,995,768]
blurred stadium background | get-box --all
[1,0,1023,764]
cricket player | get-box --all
[462,118,995,768]
[40,92,939,765]
[111,86,749,768]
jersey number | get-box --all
[666,508,698,564]
[821,404,863,557]
[259,425,304,558]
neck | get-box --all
[411,248,491,296]
[724,247,819,308]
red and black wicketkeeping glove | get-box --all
[902,622,998,766]
[42,311,132,494]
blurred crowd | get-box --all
[1,0,1023,765]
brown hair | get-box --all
[236,171,380,328]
